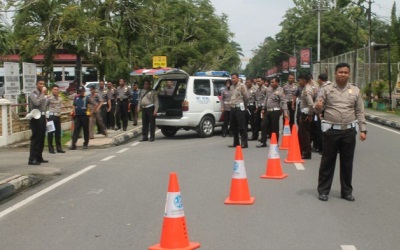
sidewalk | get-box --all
[364,109,400,130]
[0,123,143,202]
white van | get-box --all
[153,69,228,137]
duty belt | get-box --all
[247,102,255,106]
[141,104,154,108]
[49,112,60,116]
[266,108,281,112]
[330,122,356,130]
[231,104,241,108]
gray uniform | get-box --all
[28,88,47,164]
[229,83,249,147]
[247,86,257,106]
[30,89,47,112]
[116,86,132,101]
[298,84,314,158]
[264,86,288,115]
[221,88,231,111]
[300,84,314,116]
[230,83,248,106]
[47,94,61,115]
[255,85,267,107]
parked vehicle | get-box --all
[84,81,99,96]
[153,69,228,138]
[0,82,4,97]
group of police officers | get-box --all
[223,62,367,202]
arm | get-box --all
[355,89,367,141]
[153,90,159,115]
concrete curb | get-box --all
[0,175,42,201]
[112,128,142,146]
[365,114,400,131]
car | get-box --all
[153,69,228,138]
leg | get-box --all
[47,117,55,153]
[230,109,239,146]
[149,106,156,140]
[142,108,150,140]
[270,111,281,142]
[53,116,63,151]
[338,129,357,196]
[237,110,248,147]
[318,129,340,195]
[82,116,90,146]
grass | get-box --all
[44,130,71,147]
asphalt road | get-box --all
[0,123,399,250]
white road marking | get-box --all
[341,245,357,250]
[86,189,104,195]
[130,142,140,147]
[101,156,115,161]
[294,163,305,170]
[367,121,400,135]
[0,165,97,219]
[117,148,129,154]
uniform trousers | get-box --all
[99,104,108,132]
[89,111,107,138]
[229,107,248,146]
[141,106,156,140]
[260,110,281,145]
[222,110,231,136]
[252,106,263,140]
[298,114,311,156]
[318,128,356,196]
[247,105,256,138]
[116,99,129,130]
[312,115,323,151]
[29,115,46,162]
[107,101,116,129]
[47,115,62,152]
[130,103,139,125]
[72,115,89,147]
[287,101,296,130]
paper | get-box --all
[46,120,55,133]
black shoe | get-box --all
[39,159,49,163]
[133,123,138,126]
[222,133,226,137]
[318,194,329,201]
[83,145,88,150]
[57,149,66,153]
[123,128,127,131]
[249,138,258,141]
[256,143,267,148]
[96,132,102,135]
[140,138,148,142]
[341,194,355,202]
[49,149,56,154]
[69,146,77,150]
[241,144,248,148]
[312,148,321,153]
[28,160,41,165]
[301,154,312,159]
[149,138,154,142]
[228,144,239,148]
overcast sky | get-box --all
[210,0,397,66]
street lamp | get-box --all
[372,43,393,111]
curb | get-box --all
[0,175,42,202]
[365,114,400,131]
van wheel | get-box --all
[161,126,178,137]
[198,116,214,138]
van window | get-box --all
[212,80,226,96]
[193,79,210,96]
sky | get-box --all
[209,0,397,67]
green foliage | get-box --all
[372,79,388,99]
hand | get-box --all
[42,87,47,94]
[315,98,324,110]
[153,111,157,117]
[284,113,289,120]
[305,115,312,123]
[360,132,367,141]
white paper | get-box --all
[46,120,55,133]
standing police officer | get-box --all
[251,76,267,141]
[138,79,159,142]
[28,78,48,165]
[130,82,140,126]
[106,81,116,130]
[115,79,132,131]
[47,84,65,154]
[257,77,288,148]
[298,74,314,159]
[98,80,108,132]
[228,73,249,148]
[221,79,232,137]
[314,63,367,202]
[283,73,298,130]
[245,78,257,139]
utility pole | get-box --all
[314,0,326,74]
[368,0,372,89]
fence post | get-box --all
[0,99,11,147]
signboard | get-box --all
[282,61,289,74]
[4,62,20,96]
[289,57,297,71]
[300,48,312,68]
[152,56,167,68]
[23,62,37,93]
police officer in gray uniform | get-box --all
[245,78,257,139]
[257,77,288,148]
[115,79,132,131]
[221,79,232,137]
[138,79,159,142]
[228,73,249,148]
[298,74,314,159]
[28,78,48,165]
[47,84,65,154]
[314,63,367,202]
[251,76,267,141]
[283,72,298,130]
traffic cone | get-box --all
[261,133,288,179]
[279,118,291,150]
[149,172,200,250]
[284,125,304,163]
[224,146,255,205]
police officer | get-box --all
[314,63,367,202]
[228,73,249,148]
[298,74,314,159]
[221,79,232,137]
[245,78,257,139]
[28,78,48,165]
[115,79,132,131]
[47,84,65,154]
[106,81,116,129]
[138,79,159,142]
[283,72,298,130]
[98,80,108,132]
[130,82,140,126]
[312,73,329,153]
[88,86,107,139]
[257,77,288,148]
[251,76,267,141]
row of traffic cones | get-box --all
[149,119,302,249]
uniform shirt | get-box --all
[116,85,132,101]
[107,88,116,101]
[88,92,102,112]
[29,88,47,112]
[230,83,248,106]
[255,85,267,107]
[247,86,257,105]
[315,82,366,131]
[47,94,62,115]
[221,88,231,111]
[139,89,159,113]
[99,87,108,104]
[264,86,288,115]
[300,84,314,116]
[310,81,320,101]
[283,82,298,103]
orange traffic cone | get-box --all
[224,146,255,205]
[279,118,291,150]
[284,125,304,163]
[149,172,200,250]
[261,133,288,179]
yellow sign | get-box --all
[152,56,167,68]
